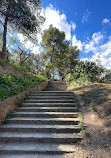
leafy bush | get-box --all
[65,73,91,86]
[0,58,7,67]
[9,61,28,74]
[101,69,111,84]
[0,72,47,101]
[65,61,105,85]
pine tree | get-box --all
[0,0,44,60]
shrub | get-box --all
[0,72,47,101]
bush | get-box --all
[65,73,91,86]
[0,58,7,67]
[9,61,28,74]
[0,72,47,101]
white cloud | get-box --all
[84,32,104,53]
[72,35,83,50]
[102,18,110,24]
[84,33,111,69]
[71,22,76,31]
[17,5,77,53]
[17,33,42,54]
[82,9,91,24]
[42,5,76,41]
[80,58,88,61]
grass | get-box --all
[68,83,111,127]
[0,59,48,101]
[16,93,29,107]
[2,110,15,124]
[0,72,47,101]
[0,58,8,67]
[9,61,28,74]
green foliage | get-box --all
[65,61,105,85]
[41,25,80,78]
[9,61,28,74]
[0,0,43,35]
[2,110,15,124]
[101,69,111,84]
[65,73,91,85]
[84,132,90,138]
[0,0,44,60]
[0,72,47,101]
[0,58,7,67]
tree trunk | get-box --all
[52,45,55,81]
[1,14,8,60]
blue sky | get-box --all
[41,0,111,69]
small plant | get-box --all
[2,110,15,124]
[78,113,83,122]
[0,58,7,67]
[0,71,47,101]
[84,131,90,138]
[23,93,29,100]
[16,98,23,106]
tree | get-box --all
[0,0,44,60]
[41,25,80,80]
[8,34,35,65]
[41,25,65,80]
[55,45,80,78]
[65,60,105,85]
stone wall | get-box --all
[0,80,49,124]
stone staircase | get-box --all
[0,89,83,157]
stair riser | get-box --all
[30,94,74,96]
[0,150,73,155]
[31,92,74,94]
[13,114,78,118]
[0,128,81,133]
[29,97,75,100]
[7,120,79,125]
[16,109,77,112]
[22,103,75,107]
[0,137,82,143]
[24,100,75,103]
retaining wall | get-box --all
[0,80,49,124]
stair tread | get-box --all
[1,124,80,129]
[25,99,74,101]
[31,91,73,93]
[29,96,75,98]
[8,117,79,121]
[22,103,75,105]
[0,132,82,138]
[14,112,79,114]
[17,107,76,109]
[0,142,76,152]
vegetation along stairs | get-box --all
[0,82,83,157]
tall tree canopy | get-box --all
[41,25,80,79]
[0,0,44,60]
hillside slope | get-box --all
[0,59,47,101]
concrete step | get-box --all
[0,132,83,143]
[22,103,75,107]
[0,142,76,154]
[16,107,77,112]
[7,117,80,125]
[0,88,83,156]
[13,112,79,118]
[30,91,74,96]
[0,154,75,158]
[29,96,75,100]
[23,100,75,103]
[0,124,81,133]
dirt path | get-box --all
[67,83,111,158]
[45,81,111,158]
